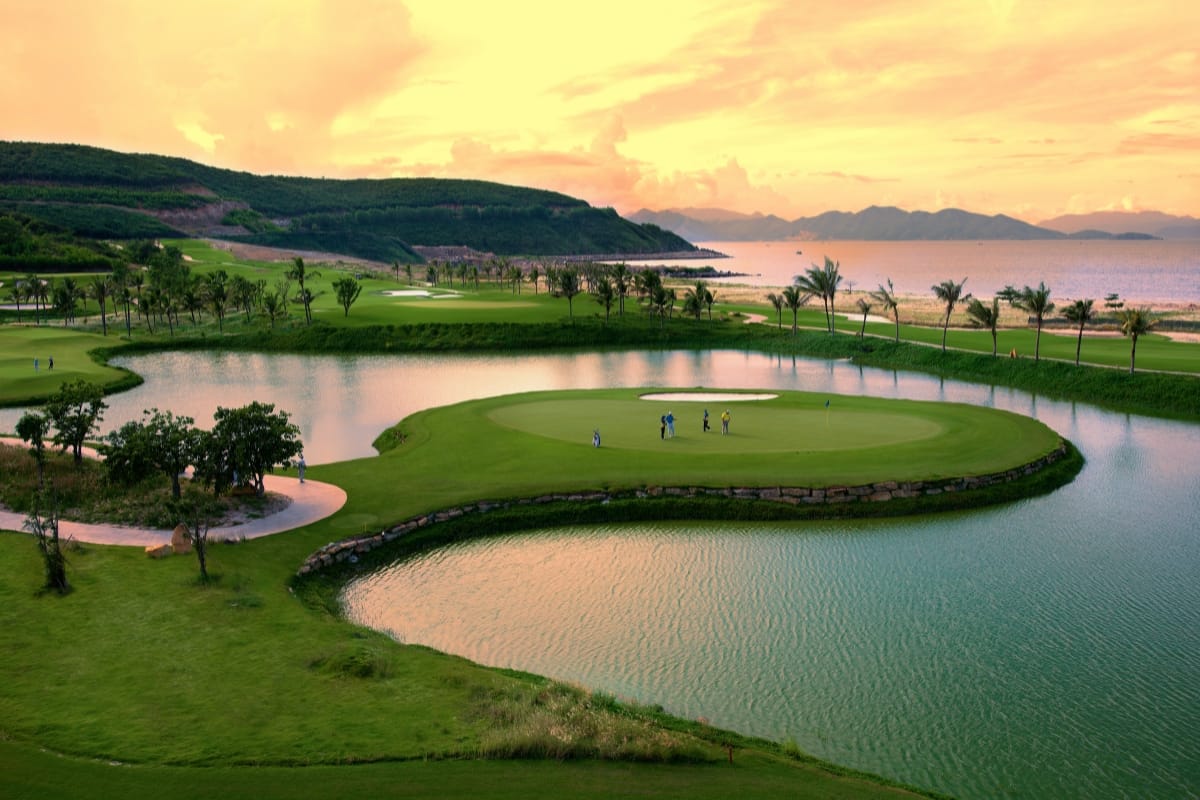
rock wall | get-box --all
[296,443,1069,576]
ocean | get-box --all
[620,239,1200,305]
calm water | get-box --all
[621,239,1200,304]
[3,349,1198,797]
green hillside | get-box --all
[0,142,695,261]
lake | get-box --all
[619,239,1200,304]
[3,349,1198,798]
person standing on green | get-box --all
[721,409,731,435]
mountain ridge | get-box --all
[632,205,1191,241]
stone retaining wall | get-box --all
[296,443,1069,576]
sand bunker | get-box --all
[382,289,462,298]
[639,392,778,402]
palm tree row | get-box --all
[766,258,1159,373]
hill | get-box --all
[1038,210,1200,239]
[0,142,694,262]
[633,205,1086,241]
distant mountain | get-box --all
[0,141,694,262]
[632,205,1066,241]
[1038,210,1200,239]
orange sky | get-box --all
[2,0,1197,222]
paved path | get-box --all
[0,440,347,546]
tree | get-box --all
[100,418,159,487]
[683,281,708,320]
[593,276,616,322]
[44,380,107,466]
[611,263,631,316]
[1063,298,1096,366]
[24,495,68,594]
[965,297,1001,356]
[558,268,581,322]
[1118,308,1157,374]
[781,285,810,335]
[16,411,51,489]
[168,495,220,583]
[704,287,717,321]
[143,409,202,499]
[766,292,784,330]
[529,265,541,294]
[262,279,291,329]
[932,277,970,352]
[88,276,112,336]
[999,282,1054,361]
[648,284,670,328]
[391,261,401,283]
[203,271,228,332]
[870,279,901,342]
[332,275,362,317]
[209,402,303,497]
[287,257,319,325]
[404,263,414,285]
[794,256,842,334]
[855,297,872,338]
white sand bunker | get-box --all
[640,392,778,402]
[382,289,462,298]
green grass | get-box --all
[0,326,141,405]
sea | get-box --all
[619,240,1200,305]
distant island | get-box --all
[631,205,1194,241]
[0,141,694,263]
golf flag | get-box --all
[825,398,830,427]
[825,400,830,408]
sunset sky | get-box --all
[3,0,1197,222]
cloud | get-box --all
[809,171,899,184]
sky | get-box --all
[2,0,1197,222]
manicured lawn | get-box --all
[0,326,136,404]
[0,387,1039,797]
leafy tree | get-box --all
[16,411,51,489]
[932,277,970,352]
[1118,308,1157,374]
[870,279,901,342]
[332,275,362,316]
[1063,298,1096,366]
[208,402,303,497]
[965,297,1001,356]
[142,409,202,499]
[100,418,158,487]
[558,268,581,322]
[999,282,1054,361]
[855,297,872,338]
[766,292,784,330]
[44,380,107,465]
[24,494,68,594]
[781,285,810,335]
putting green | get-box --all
[401,388,1064,491]
[488,398,946,452]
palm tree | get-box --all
[88,276,112,335]
[855,297,872,338]
[5,281,27,323]
[611,263,631,316]
[794,256,841,333]
[781,285,810,335]
[648,284,670,328]
[594,276,616,322]
[1000,282,1054,361]
[391,261,401,283]
[529,265,541,294]
[870,279,901,342]
[1062,298,1095,366]
[683,281,709,320]
[558,269,581,322]
[287,257,319,325]
[932,277,970,352]
[404,264,414,285]
[965,297,1001,356]
[766,292,784,330]
[1118,308,1157,374]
